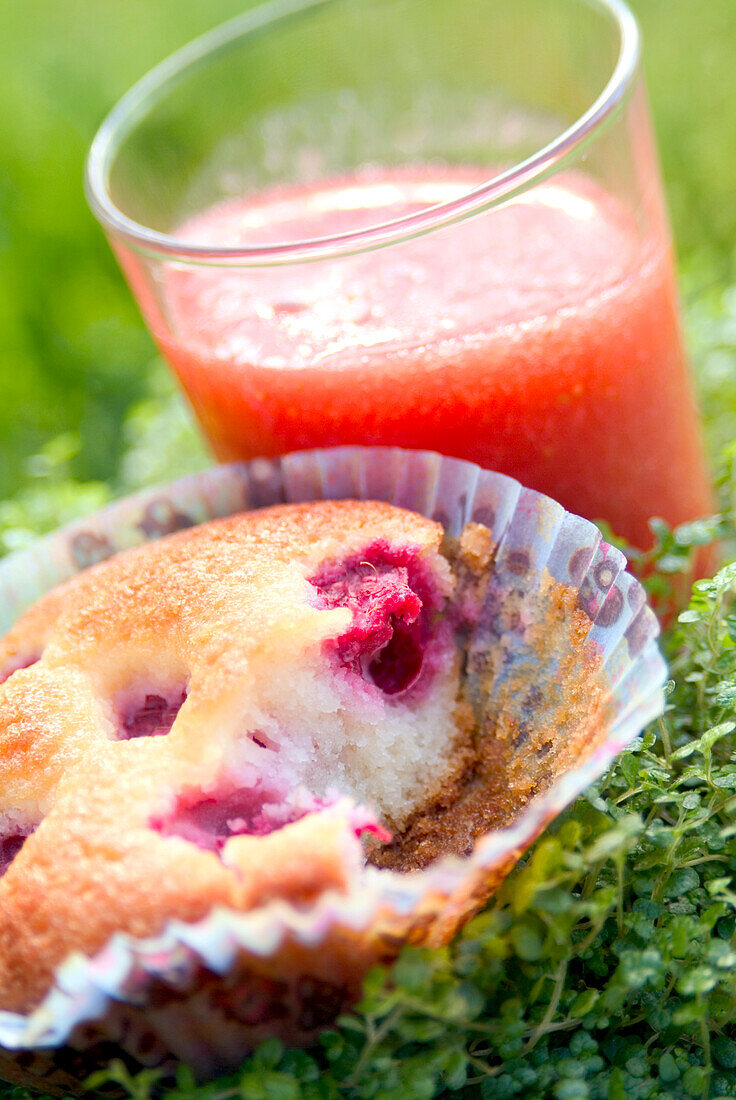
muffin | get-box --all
[0,497,606,1014]
[0,451,666,1087]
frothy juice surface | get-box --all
[152,168,711,548]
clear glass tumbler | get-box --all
[86,0,712,551]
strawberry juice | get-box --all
[134,167,711,550]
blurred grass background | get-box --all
[1,0,736,504]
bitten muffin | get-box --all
[0,499,604,1017]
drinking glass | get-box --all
[86,0,712,551]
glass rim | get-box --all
[85,0,641,266]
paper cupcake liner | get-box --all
[0,447,667,1092]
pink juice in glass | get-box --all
[123,166,712,551]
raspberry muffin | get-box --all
[0,478,663,1090]
[0,498,609,1017]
